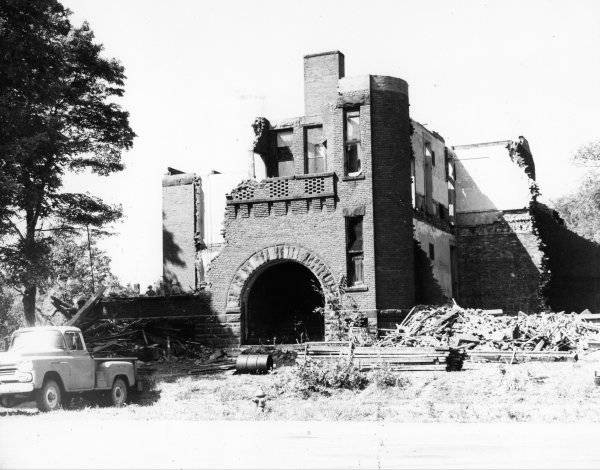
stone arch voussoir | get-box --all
[225,244,337,313]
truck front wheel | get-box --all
[35,379,62,412]
[109,378,128,407]
[0,396,15,408]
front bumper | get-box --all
[0,382,34,395]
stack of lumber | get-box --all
[300,342,465,371]
[378,305,600,355]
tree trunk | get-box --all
[23,207,39,327]
[22,284,37,326]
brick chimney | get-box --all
[303,51,345,116]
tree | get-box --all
[553,140,600,244]
[0,0,135,325]
[0,288,23,341]
[43,230,121,306]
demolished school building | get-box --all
[162,50,600,346]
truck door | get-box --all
[64,331,95,390]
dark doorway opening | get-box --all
[244,262,325,344]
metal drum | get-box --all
[235,354,273,374]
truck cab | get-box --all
[0,326,138,411]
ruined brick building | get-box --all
[162,51,600,345]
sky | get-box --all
[61,0,600,287]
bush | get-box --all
[275,358,368,397]
[368,365,411,389]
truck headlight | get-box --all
[15,372,33,382]
[17,361,33,371]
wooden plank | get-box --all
[467,350,577,362]
[358,364,448,372]
[398,306,417,328]
[66,286,106,327]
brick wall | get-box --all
[370,76,415,308]
[456,210,544,313]
[207,205,350,342]
[330,81,378,306]
[304,51,345,116]
[162,174,201,291]
[179,54,430,344]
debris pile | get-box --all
[83,318,220,362]
[378,305,600,352]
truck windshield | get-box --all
[10,330,66,352]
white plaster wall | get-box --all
[454,142,532,213]
[413,219,455,298]
[411,121,449,206]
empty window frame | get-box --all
[445,149,454,181]
[424,143,433,215]
[346,216,364,285]
[344,109,362,176]
[275,130,294,177]
[305,126,326,174]
[438,202,446,220]
[425,142,436,167]
[448,180,456,218]
[410,158,416,208]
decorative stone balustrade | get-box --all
[227,173,336,205]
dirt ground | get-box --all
[3,353,600,423]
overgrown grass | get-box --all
[3,360,600,422]
[273,359,368,397]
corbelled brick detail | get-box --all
[291,199,308,214]
[254,202,269,217]
[273,201,287,216]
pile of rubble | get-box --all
[83,318,219,361]
[377,305,600,352]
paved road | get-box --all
[1,418,599,469]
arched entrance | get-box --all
[243,261,325,344]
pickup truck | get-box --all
[0,326,140,411]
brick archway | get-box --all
[225,244,337,313]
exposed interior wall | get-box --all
[454,141,532,214]
[200,173,245,272]
[413,219,455,300]
[162,173,201,291]
[452,139,547,313]
[411,121,449,210]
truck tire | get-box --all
[109,378,128,407]
[0,396,15,408]
[35,379,62,412]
